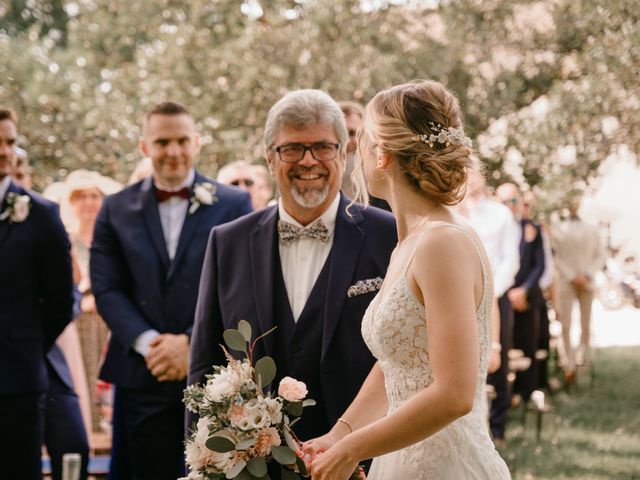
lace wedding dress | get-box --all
[361,223,511,479]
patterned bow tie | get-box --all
[155,186,190,202]
[277,219,330,244]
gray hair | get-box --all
[264,89,348,149]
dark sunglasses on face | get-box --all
[230,178,255,187]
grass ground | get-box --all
[499,347,640,479]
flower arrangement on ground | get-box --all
[182,320,364,480]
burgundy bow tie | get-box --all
[154,186,190,202]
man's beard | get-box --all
[290,183,329,208]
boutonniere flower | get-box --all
[0,192,31,223]
[189,182,218,214]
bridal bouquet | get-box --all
[182,321,364,480]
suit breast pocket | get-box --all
[343,290,378,313]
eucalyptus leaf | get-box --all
[224,329,247,352]
[288,417,300,428]
[285,401,303,417]
[238,320,252,343]
[205,435,236,453]
[234,468,252,480]
[254,356,276,388]
[236,437,257,450]
[295,456,308,477]
[271,446,296,465]
[302,399,316,407]
[246,457,268,477]
[280,467,300,480]
[225,460,247,479]
[283,428,298,451]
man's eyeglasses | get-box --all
[230,178,255,187]
[271,143,341,163]
[502,197,519,206]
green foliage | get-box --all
[503,347,640,479]
[271,445,296,465]
[1,0,638,210]
[205,435,236,453]
[254,356,276,388]
[284,400,303,417]
[238,319,253,343]
[224,329,248,353]
[246,457,268,477]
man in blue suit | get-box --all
[497,183,545,404]
[0,108,74,479]
[91,102,252,480]
[11,153,89,480]
[188,90,397,456]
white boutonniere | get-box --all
[189,182,218,214]
[0,192,31,223]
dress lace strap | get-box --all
[403,221,490,308]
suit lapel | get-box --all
[249,206,279,358]
[321,195,365,361]
[0,181,23,251]
[140,176,171,270]
[167,173,209,280]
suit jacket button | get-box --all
[290,343,301,353]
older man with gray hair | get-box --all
[189,89,397,450]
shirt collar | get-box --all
[153,168,195,192]
[0,176,11,204]
[278,193,341,234]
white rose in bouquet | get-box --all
[205,368,241,402]
[185,418,219,471]
[247,409,272,430]
[263,396,283,424]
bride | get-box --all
[303,80,511,479]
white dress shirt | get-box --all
[0,175,10,204]
[156,168,195,261]
[133,169,195,357]
[278,194,340,322]
[465,196,521,298]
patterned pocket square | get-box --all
[347,277,384,298]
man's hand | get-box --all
[571,275,590,291]
[488,349,501,374]
[80,294,97,313]
[508,287,529,312]
[145,333,189,382]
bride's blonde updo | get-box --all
[363,80,473,206]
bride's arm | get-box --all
[337,361,389,433]
[304,361,388,452]
[310,228,480,478]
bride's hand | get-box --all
[308,441,359,480]
[301,430,343,460]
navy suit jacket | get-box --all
[514,219,545,294]
[0,180,73,395]
[189,195,397,424]
[91,172,252,390]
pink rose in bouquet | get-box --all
[279,376,309,402]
